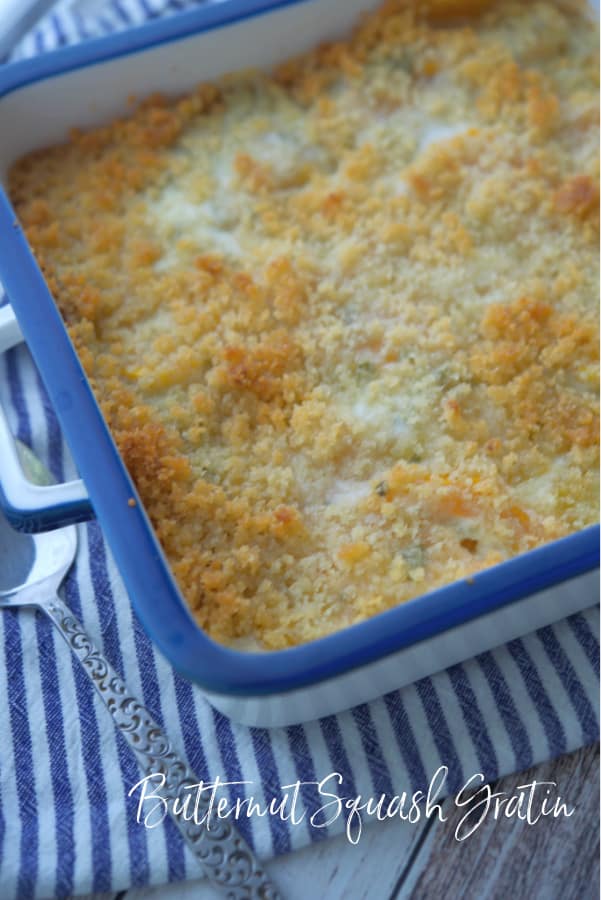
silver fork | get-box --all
[0,440,281,900]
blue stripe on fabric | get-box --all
[415,677,464,793]
[95,14,118,33]
[34,369,63,480]
[6,350,31,444]
[0,776,5,889]
[111,0,133,24]
[161,803,186,881]
[35,615,75,897]
[285,725,329,841]
[137,0,160,18]
[72,9,92,40]
[248,728,291,856]
[211,709,255,849]
[536,625,599,742]
[5,351,38,895]
[382,692,429,793]
[319,714,359,803]
[567,612,600,675]
[3,612,38,900]
[507,637,567,758]
[131,619,185,881]
[351,704,394,799]
[86,522,150,886]
[476,650,533,769]
[172,670,216,878]
[131,623,163,729]
[447,664,499,779]
[50,13,68,47]
[173,673,209,781]
[33,28,46,55]
[63,571,113,893]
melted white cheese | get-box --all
[419,121,472,152]
[150,187,241,269]
[326,479,372,507]
[513,459,569,515]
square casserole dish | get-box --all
[0,0,598,727]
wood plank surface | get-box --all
[400,744,600,900]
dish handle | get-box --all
[0,302,94,532]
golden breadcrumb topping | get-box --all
[9,0,599,649]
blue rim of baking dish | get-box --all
[0,0,598,696]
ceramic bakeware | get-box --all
[0,0,598,726]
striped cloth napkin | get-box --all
[0,3,599,897]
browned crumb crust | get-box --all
[9,0,599,648]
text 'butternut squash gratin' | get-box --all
[9,0,599,649]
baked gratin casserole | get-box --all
[9,0,599,649]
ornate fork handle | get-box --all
[44,592,281,900]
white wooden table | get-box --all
[81,744,598,900]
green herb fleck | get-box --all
[356,360,376,382]
[402,545,425,569]
[375,480,389,497]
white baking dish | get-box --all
[0,0,598,726]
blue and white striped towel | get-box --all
[0,3,599,897]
